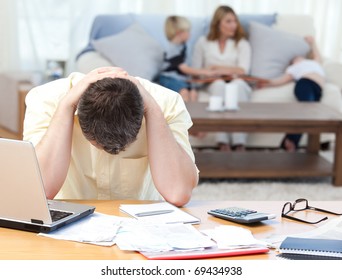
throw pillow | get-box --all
[249,21,310,79]
[92,22,164,80]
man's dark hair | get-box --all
[78,77,144,154]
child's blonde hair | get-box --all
[164,16,191,41]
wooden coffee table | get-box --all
[186,102,342,186]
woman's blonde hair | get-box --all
[207,5,245,44]
[165,15,191,41]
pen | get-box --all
[135,210,174,217]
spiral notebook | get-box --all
[278,237,342,260]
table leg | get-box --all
[333,127,342,186]
[307,133,320,154]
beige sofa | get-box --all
[76,13,342,148]
[0,73,33,139]
[192,15,342,148]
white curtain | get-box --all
[0,0,19,72]
[4,0,342,75]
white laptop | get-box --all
[0,138,95,233]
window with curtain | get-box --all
[1,0,341,75]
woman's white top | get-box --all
[192,36,251,73]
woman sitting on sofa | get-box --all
[264,36,325,152]
[192,5,252,151]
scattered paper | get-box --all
[38,211,271,254]
[202,225,268,249]
[263,215,342,250]
[39,212,128,246]
[115,220,215,252]
[290,215,342,240]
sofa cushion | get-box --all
[76,51,113,74]
[92,22,163,80]
[249,21,310,79]
[76,14,136,59]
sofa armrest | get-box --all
[0,74,32,139]
[324,61,342,90]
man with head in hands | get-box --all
[23,67,198,206]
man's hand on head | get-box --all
[64,67,128,112]
[114,74,155,114]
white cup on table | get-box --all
[208,95,224,111]
[224,83,239,110]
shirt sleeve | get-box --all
[23,77,72,146]
[24,88,55,146]
[137,77,196,164]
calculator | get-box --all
[208,207,276,224]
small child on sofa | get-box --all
[265,36,325,152]
[157,15,216,102]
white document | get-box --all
[39,212,128,246]
[201,225,268,249]
[119,202,200,224]
[115,220,215,252]
[263,215,342,249]
[290,215,342,240]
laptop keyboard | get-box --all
[50,209,73,222]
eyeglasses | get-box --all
[282,198,342,224]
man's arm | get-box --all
[144,97,198,207]
[34,67,127,199]
[123,75,198,206]
[35,97,75,199]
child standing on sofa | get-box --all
[265,36,325,152]
[157,15,216,102]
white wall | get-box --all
[1,0,341,75]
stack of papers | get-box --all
[38,204,269,259]
[115,221,215,252]
[140,225,269,260]
[39,211,209,251]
